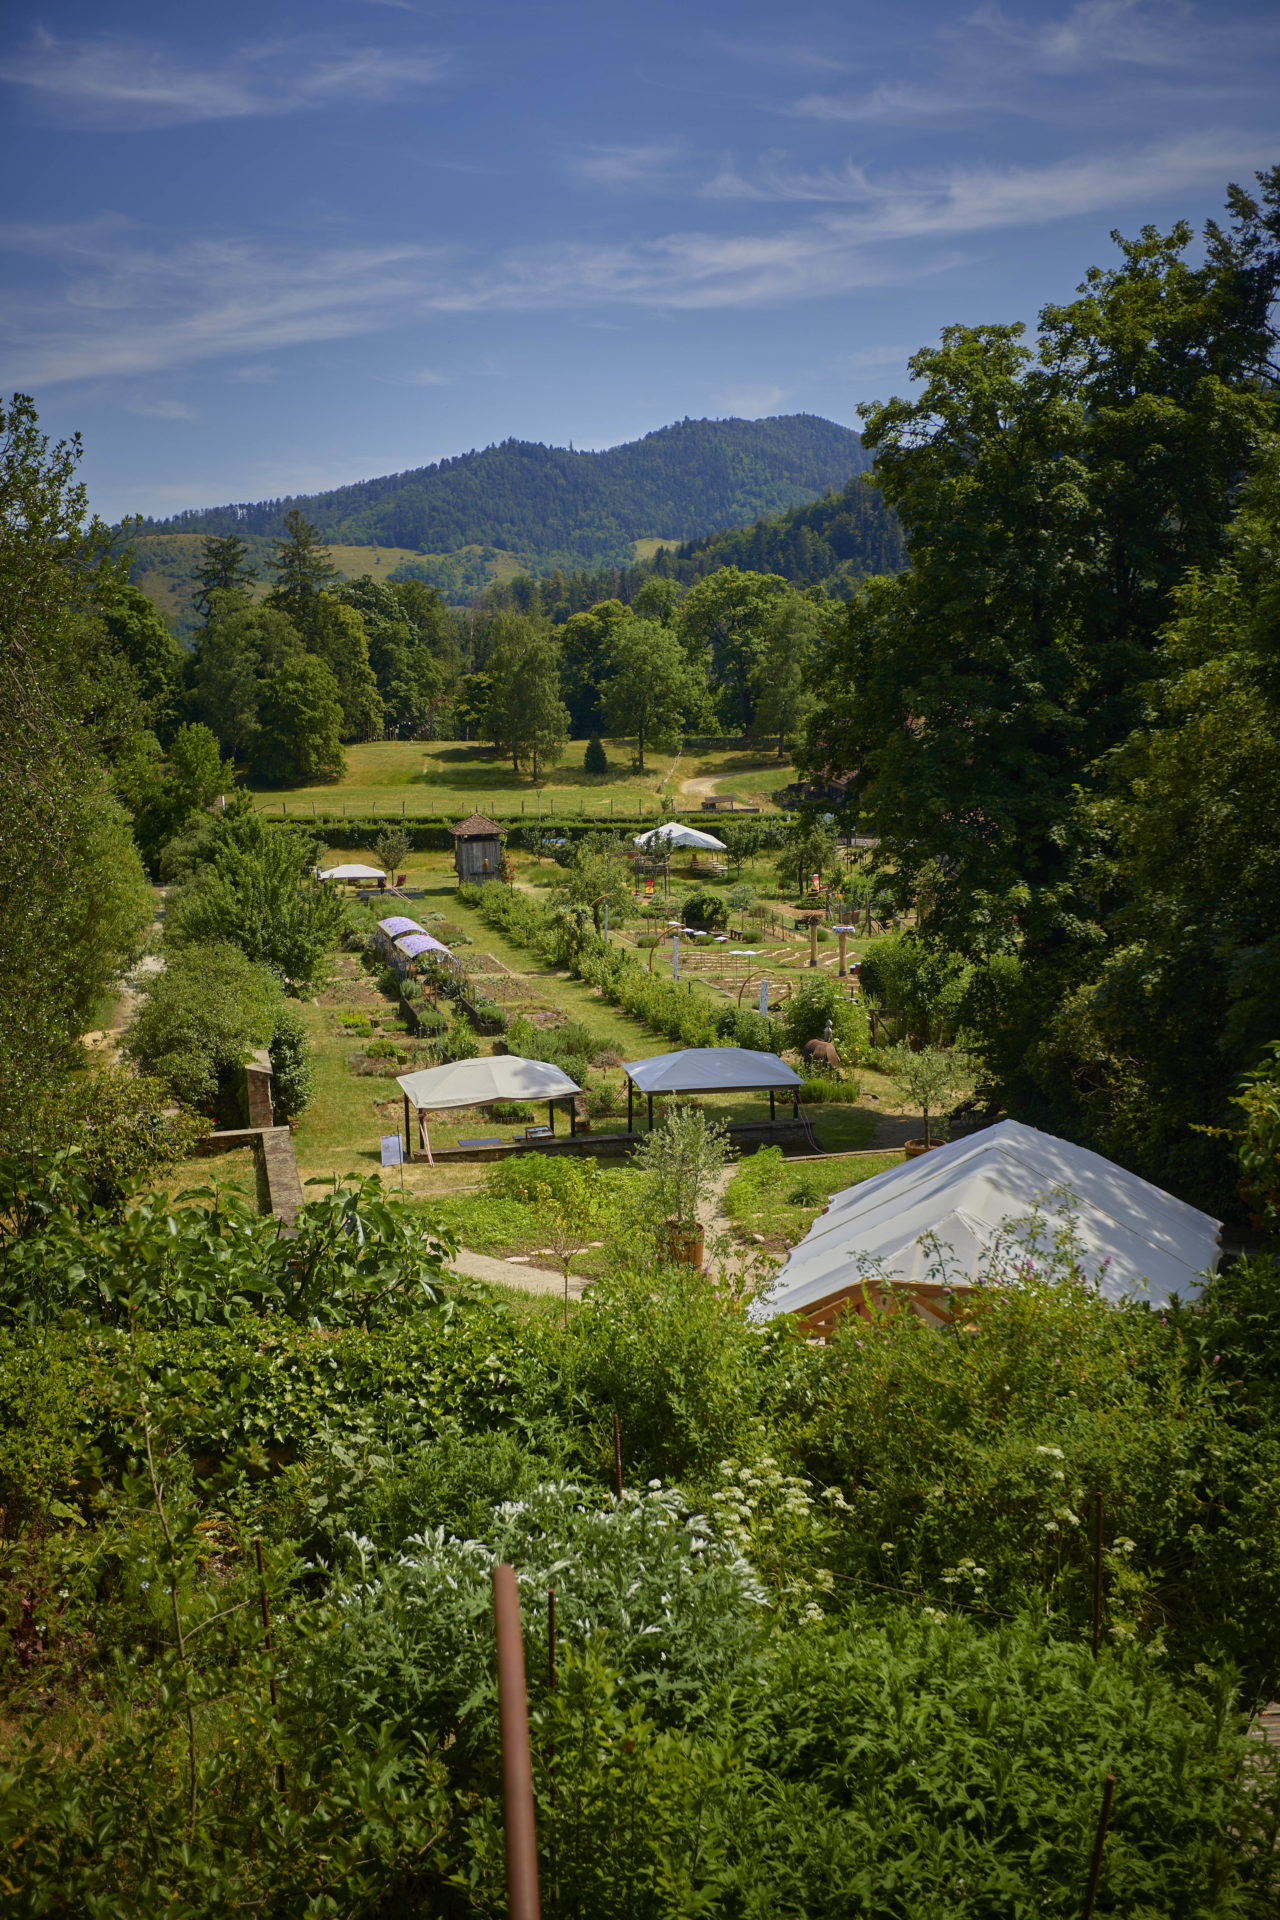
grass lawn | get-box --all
[248,740,794,820]
[724,1146,904,1250]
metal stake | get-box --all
[613,1410,623,1501]
[493,1565,541,1920]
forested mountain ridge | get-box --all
[652,469,905,592]
[138,414,869,572]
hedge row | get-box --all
[258,814,717,853]
[473,885,782,1057]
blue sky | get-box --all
[3,0,1276,525]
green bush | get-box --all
[455,880,485,907]
[780,974,870,1059]
[583,733,609,775]
[797,1075,861,1103]
[125,941,280,1112]
[682,889,729,931]
[269,1002,315,1118]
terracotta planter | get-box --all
[662,1224,705,1267]
[903,1137,940,1159]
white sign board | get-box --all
[380,1134,404,1167]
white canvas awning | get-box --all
[752,1120,1221,1318]
[318,863,385,881]
[396,1055,582,1112]
[622,1047,800,1095]
[633,823,727,853]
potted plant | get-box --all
[632,1103,733,1267]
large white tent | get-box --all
[752,1120,1221,1324]
[396,1056,581,1111]
[318,863,385,882]
[623,1047,800,1095]
[633,823,727,853]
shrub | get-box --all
[455,881,484,908]
[125,941,280,1112]
[860,932,973,1045]
[269,1002,316,1118]
[682,889,729,931]
[796,1075,861,1103]
[780,974,870,1060]
[583,734,609,774]
[486,1101,535,1122]
[440,1009,480,1062]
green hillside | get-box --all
[651,469,905,592]
[137,413,868,573]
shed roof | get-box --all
[752,1120,1221,1318]
[396,1055,581,1112]
[622,1047,801,1095]
[449,812,504,838]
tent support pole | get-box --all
[404,1094,412,1160]
[569,1101,576,1138]
[770,1089,776,1124]
[628,1081,633,1133]
[647,1093,653,1131]
[548,1101,555,1136]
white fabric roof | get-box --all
[318,863,385,881]
[752,1120,1221,1317]
[633,823,727,852]
[396,1055,582,1112]
[622,1046,801,1094]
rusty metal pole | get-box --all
[1092,1493,1104,1657]
[613,1411,623,1501]
[547,1587,557,1810]
[493,1564,541,1920]
[1081,1774,1116,1920]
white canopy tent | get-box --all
[395,1055,583,1158]
[633,823,727,853]
[621,1046,801,1131]
[752,1120,1221,1331]
[318,863,385,882]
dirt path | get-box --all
[452,1245,590,1302]
[679,772,721,801]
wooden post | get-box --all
[613,1411,623,1500]
[492,1566,541,1920]
[809,918,818,969]
[838,929,848,977]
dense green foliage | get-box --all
[805,171,1280,1213]
[140,414,869,572]
[660,467,906,594]
[5,1158,1280,1912]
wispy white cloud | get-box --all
[789,1,1271,127]
[968,0,1195,74]
[718,383,789,416]
[406,367,450,386]
[225,364,277,385]
[2,132,1269,386]
[0,29,447,128]
[567,142,687,187]
[127,395,198,420]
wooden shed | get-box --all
[450,811,504,884]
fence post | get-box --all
[492,1565,541,1920]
